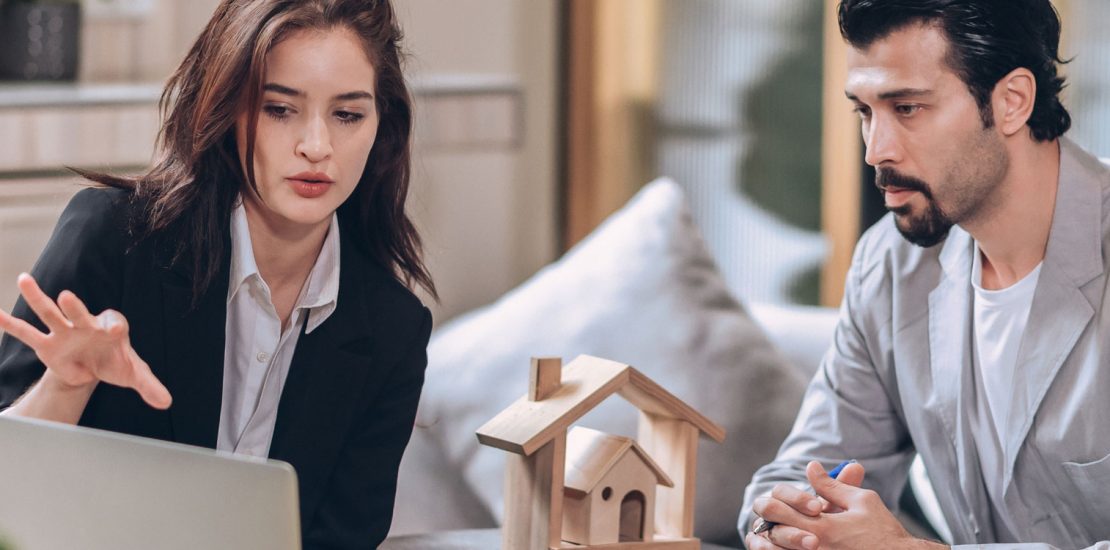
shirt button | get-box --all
[256,351,269,363]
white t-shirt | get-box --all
[970,244,1042,539]
[972,246,1042,431]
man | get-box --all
[740,1,1110,549]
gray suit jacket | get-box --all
[740,138,1110,550]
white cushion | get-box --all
[407,178,807,546]
[747,302,839,378]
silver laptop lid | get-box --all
[0,415,301,550]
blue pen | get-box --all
[752,459,856,535]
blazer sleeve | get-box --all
[738,227,916,538]
[0,187,128,409]
[302,305,432,549]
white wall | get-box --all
[398,0,561,323]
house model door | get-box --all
[619,490,646,542]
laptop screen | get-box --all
[0,415,301,550]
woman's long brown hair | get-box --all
[79,0,436,303]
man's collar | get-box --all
[1043,137,1105,288]
[938,137,1107,286]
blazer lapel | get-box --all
[158,243,231,449]
[927,226,986,540]
[268,237,379,528]
[927,226,973,434]
[1003,138,1104,491]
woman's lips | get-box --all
[287,178,332,198]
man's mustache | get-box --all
[876,170,932,198]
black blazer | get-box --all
[0,187,432,549]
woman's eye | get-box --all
[263,104,292,120]
[335,111,365,125]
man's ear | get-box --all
[993,67,1037,137]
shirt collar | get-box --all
[227,201,341,334]
[300,214,341,333]
[228,202,260,303]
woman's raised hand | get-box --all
[0,273,171,410]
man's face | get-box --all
[845,23,1009,247]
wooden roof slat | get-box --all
[475,355,727,456]
[564,427,631,495]
[476,356,630,455]
[627,439,675,489]
[621,369,726,443]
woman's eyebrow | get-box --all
[263,83,303,97]
[334,90,374,101]
[263,83,373,101]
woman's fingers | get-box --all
[0,308,47,348]
[126,346,172,409]
[16,273,71,333]
[57,290,97,330]
[6,278,171,411]
[95,309,128,337]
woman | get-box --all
[0,1,434,547]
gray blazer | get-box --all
[740,138,1110,550]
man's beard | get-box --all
[877,170,953,248]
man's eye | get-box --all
[895,104,921,116]
[852,105,872,118]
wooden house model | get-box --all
[476,355,726,550]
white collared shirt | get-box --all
[216,202,340,458]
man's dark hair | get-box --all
[838,0,1071,142]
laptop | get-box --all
[0,415,301,550]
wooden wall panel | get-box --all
[820,0,863,307]
[565,0,660,249]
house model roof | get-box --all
[476,355,726,456]
[564,426,674,497]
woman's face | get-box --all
[236,26,379,235]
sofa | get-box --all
[382,179,944,549]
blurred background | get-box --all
[0,0,1106,324]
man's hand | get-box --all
[792,461,946,550]
[745,461,866,549]
[0,273,171,414]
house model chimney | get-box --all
[529,357,562,401]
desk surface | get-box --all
[381,528,739,550]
